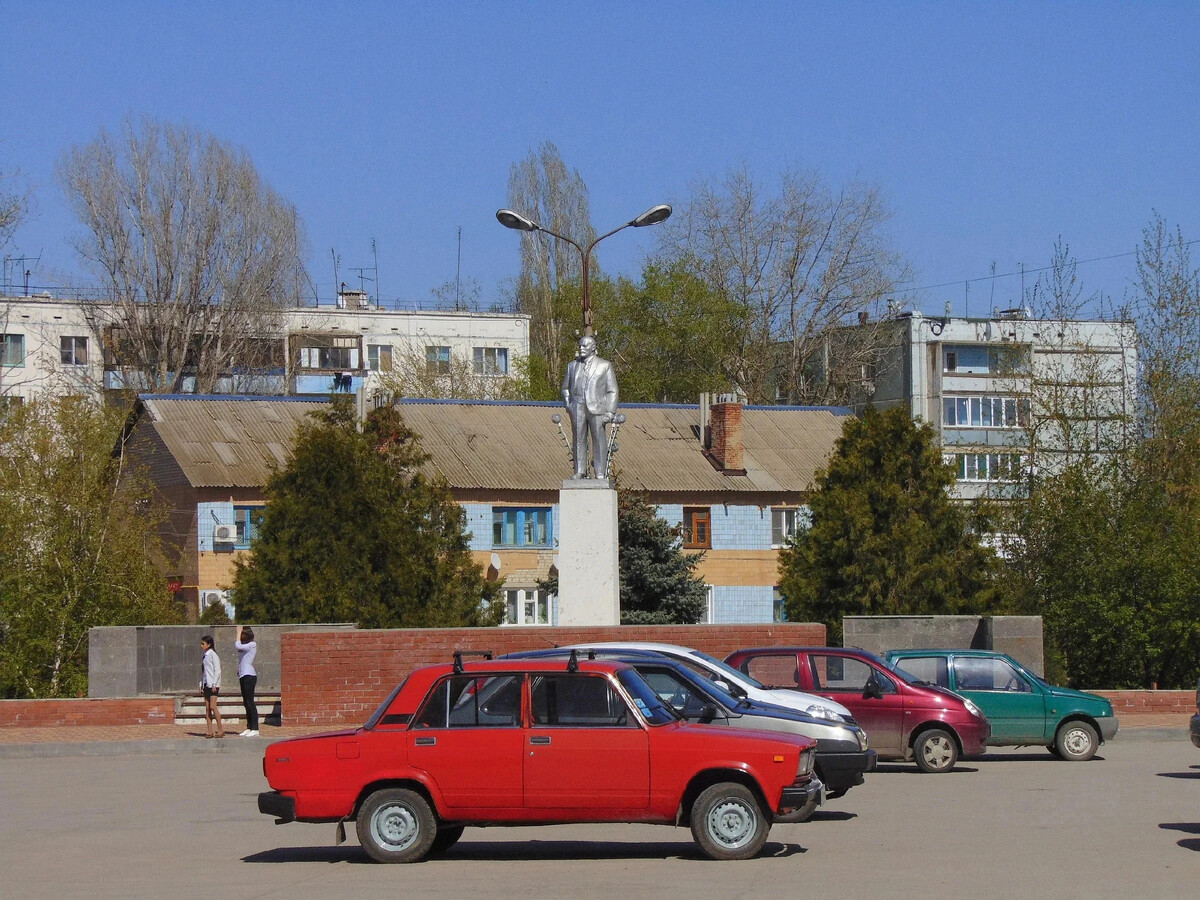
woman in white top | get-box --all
[234,626,259,737]
[199,635,224,738]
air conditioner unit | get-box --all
[202,590,228,608]
[213,524,236,544]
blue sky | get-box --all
[3,2,1198,315]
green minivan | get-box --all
[883,649,1118,761]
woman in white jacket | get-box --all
[200,635,224,738]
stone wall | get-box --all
[280,623,827,726]
[843,615,1044,675]
[88,624,355,697]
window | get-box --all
[808,654,895,694]
[682,507,711,549]
[1,334,25,366]
[771,508,804,547]
[367,344,392,372]
[953,657,1031,693]
[893,656,949,687]
[504,589,550,625]
[298,337,359,370]
[492,507,552,547]
[943,344,1029,375]
[943,395,1031,428]
[426,345,451,375]
[530,674,633,727]
[948,452,1026,482]
[772,587,787,623]
[233,506,264,549]
[741,654,801,688]
[60,336,88,366]
[413,675,523,728]
[473,346,508,376]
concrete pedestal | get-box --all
[556,479,620,626]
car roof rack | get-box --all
[452,650,494,673]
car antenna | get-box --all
[567,649,579,672]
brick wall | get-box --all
[1097,690,1195,717]
[0,698,174,727]
[281,623,826,726]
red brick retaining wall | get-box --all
[1096,690,1194,717]
[280,624,826,726]
[0,698,174,727]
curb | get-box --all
[0,737,272,759]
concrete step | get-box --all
[175,692,282,727]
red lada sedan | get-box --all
[258,653,822,861]
[726,647,990,773]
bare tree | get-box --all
[657,165,908,405]
[58,119,307,393]
[506,142,595,394]
[0,162,27,253]
[374,344,528,401]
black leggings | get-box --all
[239,674,259,730]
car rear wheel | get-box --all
[690,782,770,860]
[913,728,958,773]
[429,825,465,855]
[1054,720,1099,761]
[356,788,437,863]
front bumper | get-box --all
[258,791,296,823]
[775,775,824,823]
[1099,716,1120,742]
[1190,714,1200,749]
[815,749,877,795]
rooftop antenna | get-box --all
[331,249,340,307]
[371,238,379,304]
[964,281,969,318]
[456,226,463,310]
[989,261,997,311]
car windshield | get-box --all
[616,669,680,725]
[686,650,766,690]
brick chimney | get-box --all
[706,400,746,474]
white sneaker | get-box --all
[238,729,251,737]
[245,730,260,737]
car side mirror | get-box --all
[863,674,885,700]
[698,704,719,724]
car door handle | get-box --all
[414,736,436,746]
[529,735,551,745]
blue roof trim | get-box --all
[137,393,329,402]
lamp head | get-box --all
[630,204,672,228]
[496,209,539,232]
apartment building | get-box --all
[0,292,529,403]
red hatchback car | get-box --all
[725,647,990,773]
[259,653,822,861]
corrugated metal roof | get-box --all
[139,396,850,494]
[397,400,849,494]
[139,397,327,488]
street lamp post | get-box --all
[496,203,672,336]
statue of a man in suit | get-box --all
[562,334,619,479]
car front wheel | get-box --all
[913,728,958,773]
[429,825,465,855]
[1055,721,1099,761]
[356,788,437,863]
[690,782,770,860]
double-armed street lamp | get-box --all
[495,203,672,336]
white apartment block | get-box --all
[0,292,530,404]
[839,308,1137,500]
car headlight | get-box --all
[963,698,984,718]
[806,704,845,723]
[797,748,815,777]
[855,728,869,751]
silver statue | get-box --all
[561,334,619,479]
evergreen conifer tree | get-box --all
[779,405,999,643]
[233,398,502,627]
